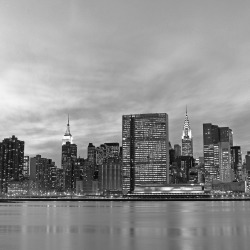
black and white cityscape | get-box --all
[0,110,248,198]
[1,1,250,250]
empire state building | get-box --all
[62,115,73,145]
[181,108,193,156]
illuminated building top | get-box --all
[181,107,193,156]
[62,115,73,145]
[182,106,192,139]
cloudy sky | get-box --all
[0,0,250,167]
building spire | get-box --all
[186,105,187,115]
[65,114,71,136]
[62,114,73,145]
[182,107,192,139]
[181,107,193,156]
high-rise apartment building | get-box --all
[182,108,193,156]
[0,135,24,194]
[203,123,233,183]
[122,113,169,193]
[30,155,57,193]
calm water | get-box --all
[0,200,250,250]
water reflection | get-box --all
[0,201,250,250]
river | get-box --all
[0,200,250,250]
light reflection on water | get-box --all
[0,201,250,250]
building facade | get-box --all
[231,146,242,181]
[219,127,233,182]
[0,135,24,194]
[182,108,193,156]
[30,155,57,194]
[98,158,122,194]
[203,123,233,184]
[122,113,169,193]
[61,117,77,193]
[23,156,30,178]
[174,144,181,158]
[87,143,96,168]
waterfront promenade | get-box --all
[1,193,249,202]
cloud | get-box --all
[0,0,250,166]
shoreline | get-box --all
[1,197,250,202]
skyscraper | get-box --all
[231,146,242,180]
[61,116,77,192]
[30,155,57,194]
[122,113,169,193]
[203,123,220,182]
[203,123,233,184]
[182,108,193,156]
[0,135,24,194]
[87,143,96,168]
[219,127,233,182]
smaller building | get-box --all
[133,184,204,194]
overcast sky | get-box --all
[0,0,250,167]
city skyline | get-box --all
[0,1,250,167]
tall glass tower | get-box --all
[122,113,169,193]
[182,108,193,156]
[203,123,233,184]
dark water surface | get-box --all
[0,200,250,250]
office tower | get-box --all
[0,135,24,194]
[182,108,193,156]
[122,113,169,193]
[23,156,29,178]
[174,144,181,158]
[62,142,77,192]
[219,127,233,182]
[231,146,242,180]
[87,143,96,168]
[62,115,73,145]
[203,123,233,184]
[61,117,77,192]
[203,123,220,182]
[30,155,57,194]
